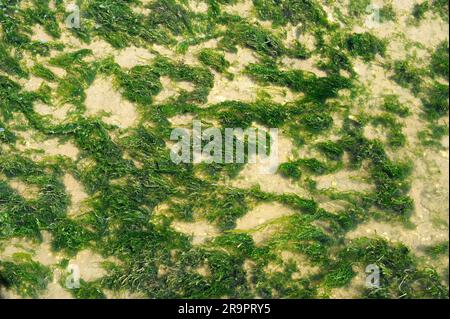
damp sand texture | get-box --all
[0,0,449,299]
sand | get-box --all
[1,0,448,299]
[85,77,138,129]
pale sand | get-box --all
[2,0,447,299]
[207,73,259,104]
[236,202,294,231]
[234,202,295,246]
[314,168,374,192]
[222,0,255,19]
[0,231,72,299]
[114,46,155,69]
[154,76,195,104]
[85,77,138,129]
[34,102,73,122]
[17,73,50,91]
[188,0,209,13]
[16,131,79,161]
[63,174,89,217]
[9,179,40,200]
[171,220,220,245]
[266,251,321,278]
[168,114,196,126]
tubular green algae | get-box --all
[0,0,448,299]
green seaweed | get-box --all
[423,241,449,258]
[198,48,232,78]
[382,95,410,117]
[379,3,397,22]
[86,0,170,48]
[315,141,344,161]
[220,20,286,57]
[278,162,302,180]
[117,65,163,105]
[0,0,447,300]
[430,41,449,80]
[69,279,107,299]
[245,60,352,102]
[147,0,194,35]
[422,81,449,120]
[412,2,430,22]
[31,63,57,82]
[370,113,406,149]
[0,253,52,298]
[417,123,449,148]
[390,60,424,95]
[0,43,28,78]
[346,32,386,62]
[22,0,61,38]
[348,0,371,17]
[339,238,448,298]
[252,0,329,29]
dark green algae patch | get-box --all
[0,0,448,299]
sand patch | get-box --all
[250,223,285,245]
[85,77,138,128]
[41,274,73,299]
[16,131,79,160]
[30,24,54,43]
[63,36,116,61]
[330,266,366,299]
[70,250,109,282]
[236,202,294,230]
[279,251,320,278]
[364,123,388,141]
[264,252,320,282]
[222,0,254,19]
[34,103,72,122]
[353,1,449,60]
[225,47,259,74]
[207,73,258,104]
[196,264,211,277]
[281,57,327,77]
[154,76,195,103]
[18,75,44,92]
[262,86,299,104]
[114,46,155,68]
[171,220,219,245]
[353,60,416,102]
[347,146,449,255]
[231,131,310,196]
[315,169,373,192]
[9,179,40,200]
[346,133,449,256]
[208,74,259,104]
[63,174,89,217]
[231,164,308,195]
[235,203,295,245]
[0,232,62,267]
[168,114,196,126]
[46,65,66,78]
[104,289,145,299]
[188,0,209,13]
[152,44,179,60]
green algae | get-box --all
[345,32,386,62]
[0,0,448,300]
[0,253,52,298]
